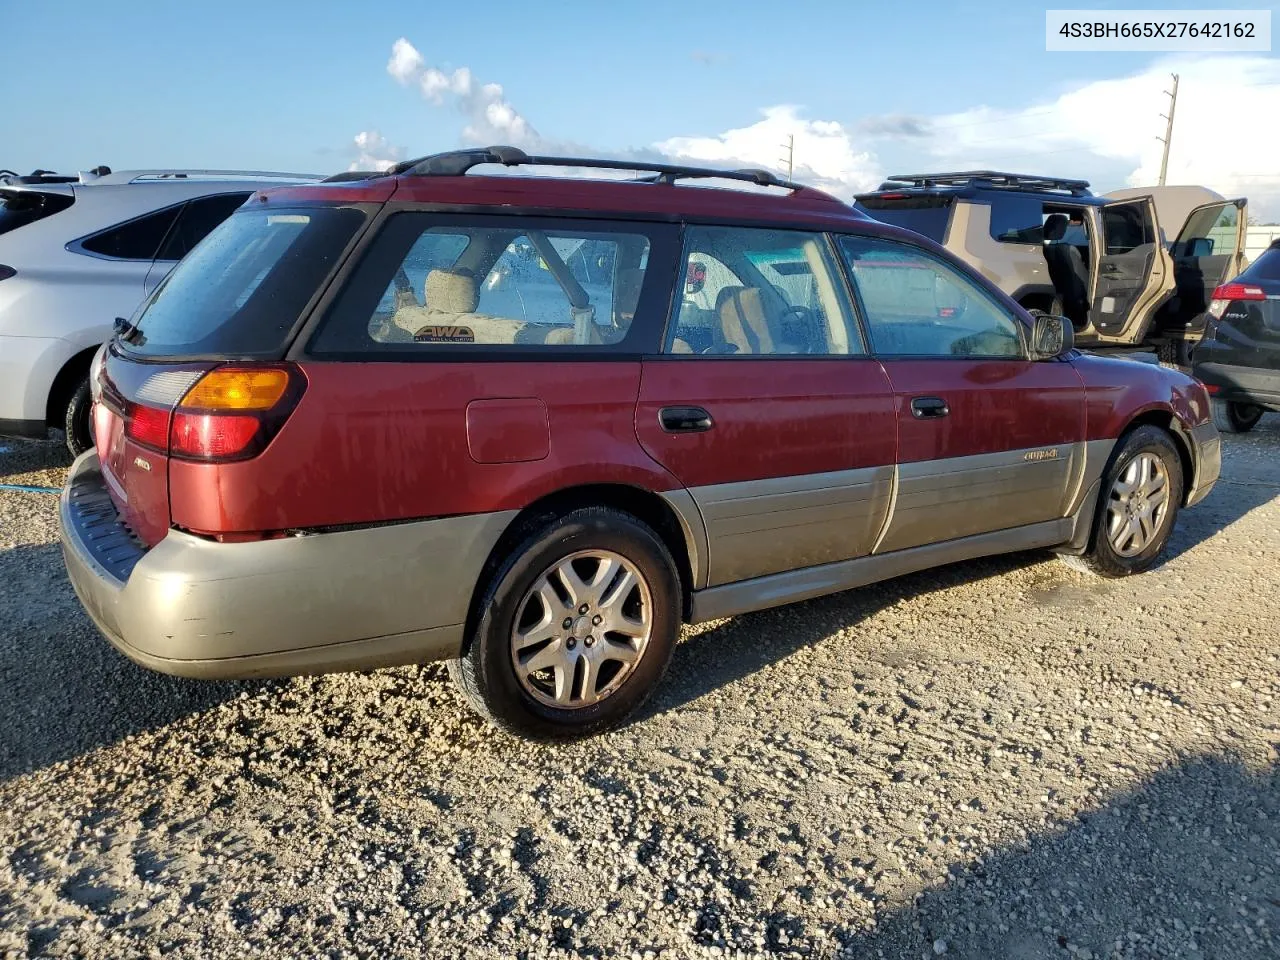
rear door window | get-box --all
[665,225,863,356]
[79,205,183,260]
[123,206,366,358]
[155,193,252,261]
[1101,202,1156,255]
[310,213,679,355]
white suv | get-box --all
[0,167,318,453]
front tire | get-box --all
[1064,425,1184,578]
[63,376,93,456]
[449,507,681,739]
[1211,398,1263,434]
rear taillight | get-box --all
[124,403,171,451]
[170,365,304,462]
[1208,281,1266,319]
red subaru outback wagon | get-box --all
[59,148,1221,738]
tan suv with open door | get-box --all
[854,172,1248,363]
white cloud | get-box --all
[655,106,883,197]
[386,38,424,85]
[357,40,1280,221]
[348,130,400,172]
[871,55,1280,220]
[381,37,540,147]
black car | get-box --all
[1192,239,1280,433]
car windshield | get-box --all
[122,206,365,358]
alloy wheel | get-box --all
[1106,452,1171,557]
[509,550,652,709]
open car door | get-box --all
[1089,196,1166,343]
[1169,198,1249,322]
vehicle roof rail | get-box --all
[879,170,1092,196]
[71,169,322,185]
[393,146,838,200]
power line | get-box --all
[944,144,1108,165]
[922,106,1062,132]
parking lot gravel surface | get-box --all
[0,422,1277,960]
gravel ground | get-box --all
[0,423,1277,960]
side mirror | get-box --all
[1029,311,1074,361]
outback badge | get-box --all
[1023,448,1059,462]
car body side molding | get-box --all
[689,516,1075,625]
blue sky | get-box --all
[4,0,1277,213]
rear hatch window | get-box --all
[853,193,954,243]
[0,188,74,236]
[120,205,365,359]
[1241,244,1280,282]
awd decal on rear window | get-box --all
[414,325,476,343]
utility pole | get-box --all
[780,134,794,180]
[1156,73,1179,186]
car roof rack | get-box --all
[391,146,835,199]
[877,171,1092,196]
[320,170,395,183]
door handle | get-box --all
[659,405,714,433]
[910,396,949,420]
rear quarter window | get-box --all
[987,195,1049,244]
[309,213,680,355]
[80,205,182,260]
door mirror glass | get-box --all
[1029,311,1074,361]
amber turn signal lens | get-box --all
[181,368,290,411]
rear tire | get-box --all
[1211,398,1263,434]
[1062,425,1183,578]
[1156,340,1192,370]
[63,376,93,457]
[449,506,681,740]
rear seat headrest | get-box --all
[425,269,479,313]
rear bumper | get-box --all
[58,451,514,679]
[1185,420,1221,508]
[0,417,48,439]
[1192,361,1280,410]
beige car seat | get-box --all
[716,286,774,354]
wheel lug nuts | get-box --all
[566,638,577,650]
[585,636,594,646]
[592,615,602,626]
[578,604,590,615]
[562,618,573,630]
